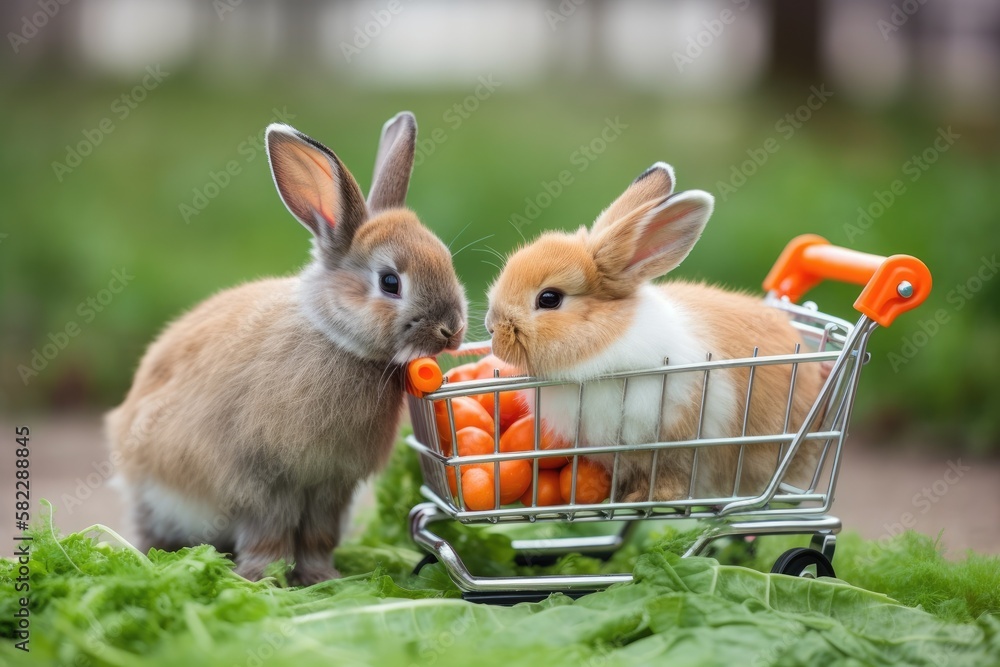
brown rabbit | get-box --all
[485,163,823,502]
[106,113,467,583]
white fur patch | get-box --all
[135,480,234,546]
[297,269,372,359]
[539,284,738,451]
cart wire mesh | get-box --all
[406,296,875,526]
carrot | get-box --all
[475,389,529,432]
[444,363,478,384]
[495,458,532,504]
[499,416,569,469]
[559,459,611,504]
[519,469,563,507]
[472,354,522,379]
[469,355,529,431]
[406,357,443,395]
[434,396,495,449]
[459,468,496,511]
[457,459,532,509]
[446,427,495,493]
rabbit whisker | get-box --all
[452,234,495,260]
[476,245,508,263]
[447,222,473,250]
[364,358,404,448]
[508,219,526,242]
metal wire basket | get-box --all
[403,235,931,599]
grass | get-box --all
[1,445,998,666]
[744,531,1000,624]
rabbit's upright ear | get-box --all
[591,162,675,235]
[367,111,417,213]
[266,124,368,250]
[592,190,712,286]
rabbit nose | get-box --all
[438,321,465,341]
[442,322,465,350]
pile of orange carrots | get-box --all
[434,355,611,511]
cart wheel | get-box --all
[770,547,836,579]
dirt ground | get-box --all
[3,413,998,556]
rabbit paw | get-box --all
[234,558,270,582]
[622,490,648,504]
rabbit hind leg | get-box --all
[289,481,356,585]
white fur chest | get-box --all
[536,285,738,450]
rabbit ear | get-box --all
[266,123,368,250]
[593,190,712,286]
[591,162,676,235]
[367,111,417,213]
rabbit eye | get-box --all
[379,272,401,297]
[536,289,562,310]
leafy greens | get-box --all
[2,445,998,666]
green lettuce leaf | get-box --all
[3,444,999,667]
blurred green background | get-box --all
[1,0,998,452]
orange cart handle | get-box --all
[405,357,443,397]
[763,234,932,327]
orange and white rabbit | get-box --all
[486,163,822,502]
[106,113,466,583]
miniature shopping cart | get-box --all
[403,235,931,602]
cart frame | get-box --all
[403,235,931,596]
